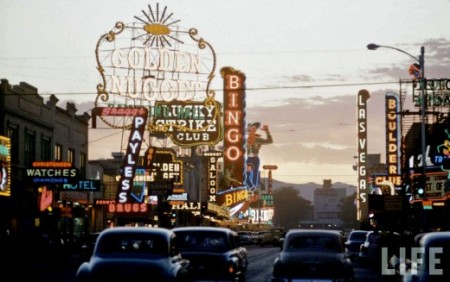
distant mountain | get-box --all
[259,178,357,203]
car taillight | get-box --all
[228,264,235,274]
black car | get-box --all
[173,226,249,282]
[344,230,368,259]
[271,229,354,282]
[75,227,191,282]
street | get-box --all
[30,245,383,282]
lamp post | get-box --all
[367,43,427,194]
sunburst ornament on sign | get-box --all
[133,3,183,47]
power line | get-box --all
[2,80,398,96]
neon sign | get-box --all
[221,67,246,187]
[117,109,148,203]
[385,93,402,187]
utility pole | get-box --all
[263,165,278,194]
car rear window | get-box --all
[350,232,367,240]
[97,233,167,255]
[288,236,337,251]
[176,231,228,251]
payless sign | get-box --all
[117,108,148,203]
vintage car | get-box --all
[344,230,368,259]
[271,229,354,282]
[75,227,191,282]
[172,226,249,282]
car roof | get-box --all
[421,231,450,246]
[285,229,342,238]
[172,226,235,234]
[98,227,174,239]
[349,230,368,234]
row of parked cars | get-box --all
[76,226,249,282]
[77,226,356,281]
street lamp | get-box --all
[367,43,427,195]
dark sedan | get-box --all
[75,227,191,282]
[271,229,354,282]
[344,230,368,259]
[173,226,249,282]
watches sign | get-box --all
[26,161,80,184]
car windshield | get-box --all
[177,231,227,251]
[287,235,338,251]
[96,233,167,256]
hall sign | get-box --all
[172,201,201,210]
[150,100,222,146]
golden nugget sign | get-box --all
[94,3,220,139]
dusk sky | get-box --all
[2,0,450,186]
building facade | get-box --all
[0,79,90,245]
